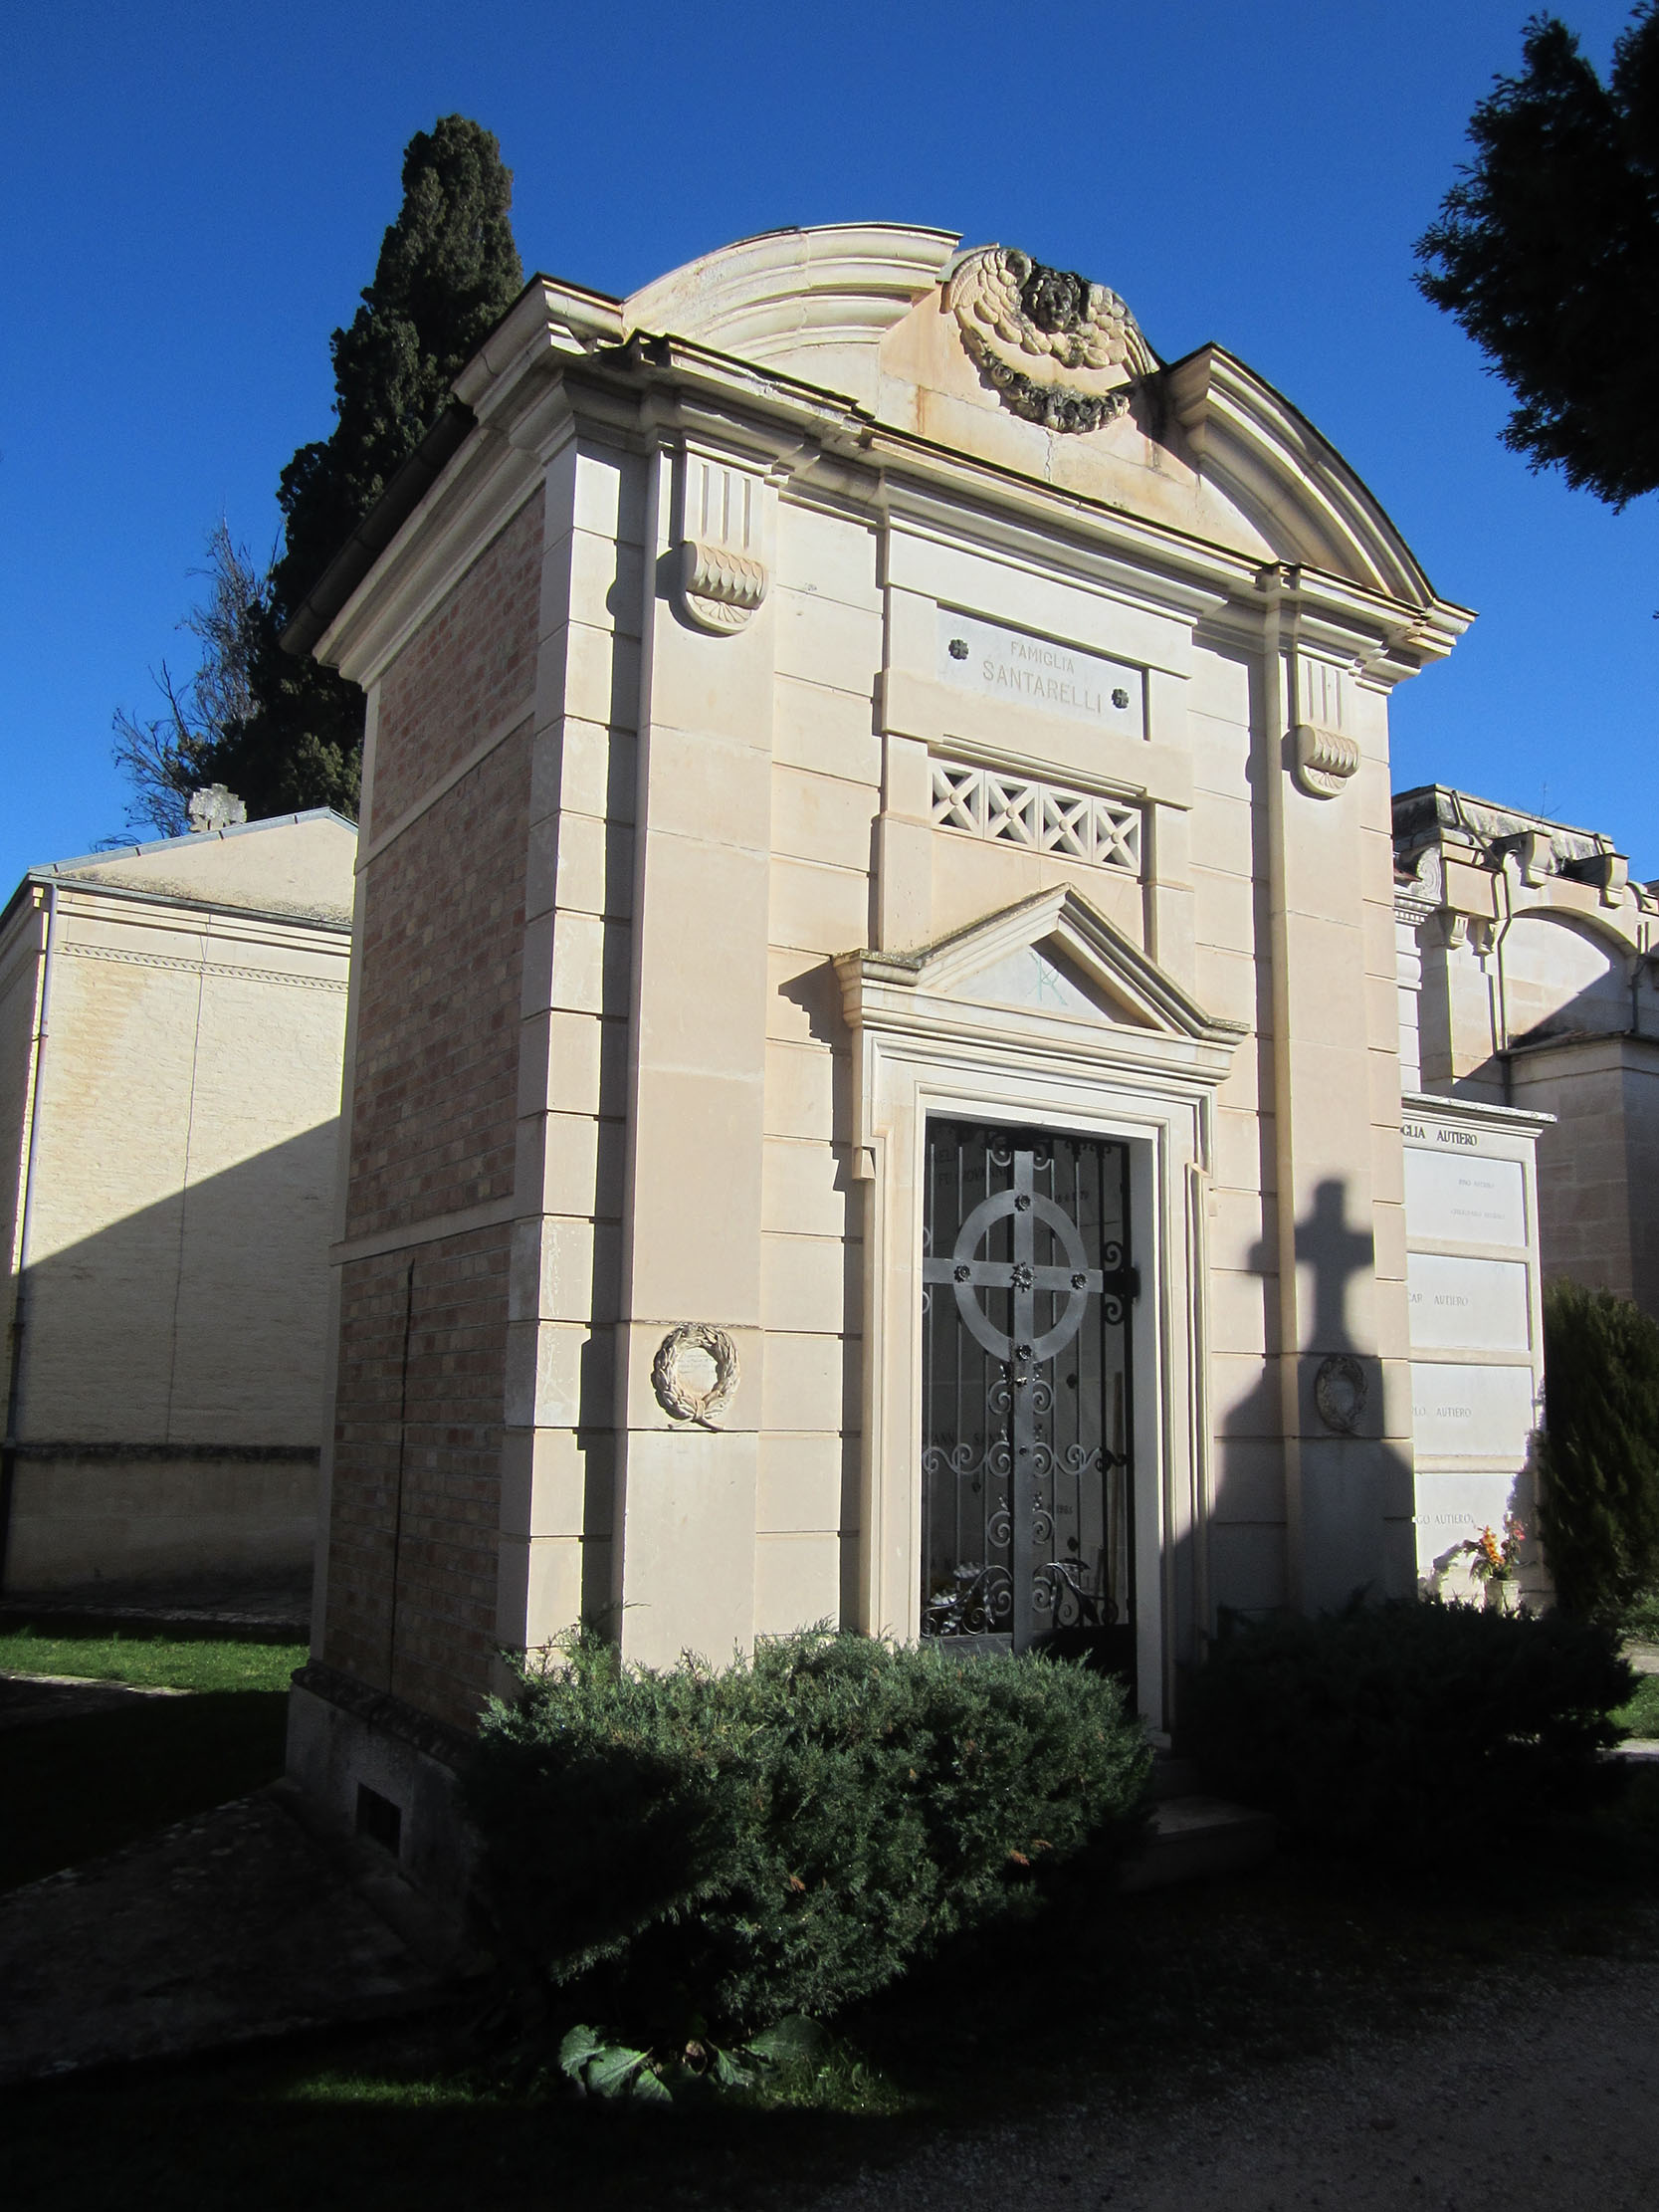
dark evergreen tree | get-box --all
[1538,1277,1659,1615]
[1415,7,1659,508]
[194,115,523,818]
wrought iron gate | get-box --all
[920,1122,1136,1676]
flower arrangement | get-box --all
[1461,1514,1525,1582]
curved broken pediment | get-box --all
[1162,347,1438,606]
[622,222,960,404]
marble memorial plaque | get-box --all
[1403,1148,1527,1248]
[936,608,1145,737]
[1410,1361,1537,1459]
[1407,1251,1531,1354]
[1412,1469,1521,1578]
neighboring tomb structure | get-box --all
[1398,1095,1549,1601]
[0,810,355,1596]
[285,224,1476,1889]
[1394,783,1659,1314]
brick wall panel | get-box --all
[324,1223,512,1726]
[369,496,542,835]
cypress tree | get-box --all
[1415,7,1659,508]
[200,115,523,818]
[1537,1277,1659,1614]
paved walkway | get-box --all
[0,1785,474,2087]
[0,1574,311,1639]
[809,1949,1659,2212]
[0,1669,190,1731]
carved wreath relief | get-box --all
[652,1323,741,1428]
[947,246,1158,433]
[1313,1353,1367,1437]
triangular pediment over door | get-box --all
[836,883,1247,1097]
[832,883,1245,1728]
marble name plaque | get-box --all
[1406,1252,1531,1354]
[1412,1469,1520,1577]
[937,608,1145,737]
[1403,1148,1527,1249]
[1410,1361,1538,1460]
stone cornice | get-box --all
[313,297,1472,692]
[1163,345,1451,610]
[1400,1088,1556,1133]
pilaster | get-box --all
[609,437,779,1666]
[1260,571,1415,1610]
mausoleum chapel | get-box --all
[286,223,1548,1879]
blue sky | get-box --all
[5,0,1656,894]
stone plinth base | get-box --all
[286,1663,475,1907]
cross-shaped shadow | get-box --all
[1295,1178,1373,1354]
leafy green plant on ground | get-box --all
[1185,1596,1634,1858]
[555,2013,831,2106]
[464,1629,1151,2043]
[1538,1277,1659,1616]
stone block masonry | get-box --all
[325,1224,513,1730]
[319,494,542,1731]
[291,226,1475,1894]
[0,811,355,1594]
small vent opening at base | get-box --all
[355,1783,403,1858]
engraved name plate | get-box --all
[937,609,1145,736]
[1410,1361,1538,1459]
[1403,1149,1527,1248]
[1412,1469,1522,1577]
[1406,1252,1531,1354]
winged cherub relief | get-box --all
[946,245,1158,433]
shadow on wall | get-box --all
[1217,1174,1416,1622]
[2,1120,336,1592]
[1502,912,1657,1050]
[1441,911,1659,1094]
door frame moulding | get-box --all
[835,885,1244,1732]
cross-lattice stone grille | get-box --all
[930,759,1141,875]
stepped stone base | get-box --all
[1122,1758,1276,1889]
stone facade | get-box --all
[1399,1094,1548,1599]
[0,812,354,1592]
[1395,784,1659,1313]
[290,226,1474,1872]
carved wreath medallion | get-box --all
[946,246,1157,433]
[651,1323,741,1428]
[1313,1353,1368,1437]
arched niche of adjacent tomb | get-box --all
[1501,911,1633,1048]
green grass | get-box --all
[0,1628,304,1891]
[0,1627,305,1692]
[1614,1671,1659,1737]
[1619,1587,1659,1644]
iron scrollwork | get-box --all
[920,1126,1136,1664]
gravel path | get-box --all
[807,1949,1659,2212]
